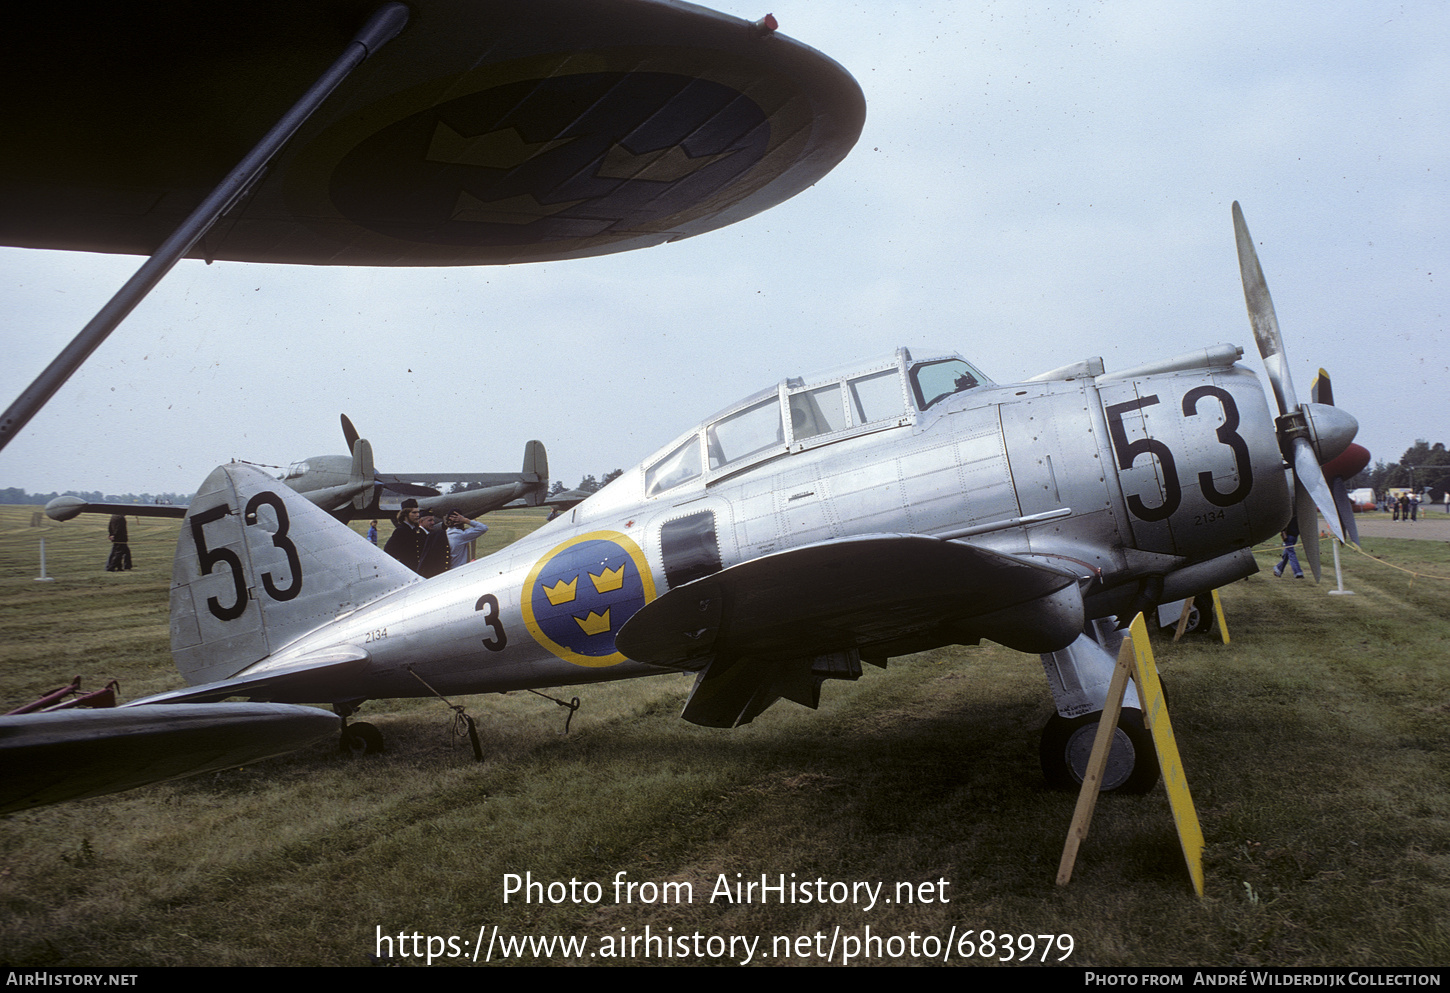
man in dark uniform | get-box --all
[416,509,452,578]
[383,499,427,572]
[105,514,132,571]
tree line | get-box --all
[0,487,192,506]
[1356,440,1450,499]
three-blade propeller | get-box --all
[1232,202,1360,580]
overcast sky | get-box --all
[2,1,1445,496]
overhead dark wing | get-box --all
[616,535,1086,727]
[45,496,187,522]
[0,0,864,266]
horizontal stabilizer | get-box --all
[130,646,370,706]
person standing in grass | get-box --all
[105,514,131,572]
[1274,516,1304,579]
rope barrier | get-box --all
[1253,535,1450,584]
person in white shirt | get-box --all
[444,509,488,567]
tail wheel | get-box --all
[1040,708,1159,794]
[340,721,385,755]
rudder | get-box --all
[522,439,548,506]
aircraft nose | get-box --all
[1303,402,1358,466]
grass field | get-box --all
[1,506,1447,966]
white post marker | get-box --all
[35,538,55,582]
[1056,614,1205,897]
[1328,541,1354,596]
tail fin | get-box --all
[350,437,375,511]
[522,440,548,507]
[171,464,418,686]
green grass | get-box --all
[1,507,1447,966]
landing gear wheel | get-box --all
[1160,601,1213,635]
[1040,708,1159,794]
[340,721,385,755]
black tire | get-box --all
[341,721,385,755]
[1040,708,1159,794]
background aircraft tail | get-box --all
[171,463,418,686]
[522,439,548,506]
[350,436,375,511]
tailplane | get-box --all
[171,464,418,685]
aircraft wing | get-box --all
[45,496,187,522]
[616,534,1086,727]
[0,0,864,266]
[0,703,338,814]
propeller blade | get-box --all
[1331,477,1360,547]
[1233,201,1301,418]
[1293,435,1345,546]
[341,413,361,451]
[1293,473,1322,582]
[1310,368,1333,407]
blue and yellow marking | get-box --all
[522,531,656,667]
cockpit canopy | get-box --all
[643,347,989,499]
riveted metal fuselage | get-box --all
[236,346,1286,707]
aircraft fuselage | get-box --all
[168,345,1294,711]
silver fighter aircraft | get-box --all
[132,205,1358,793]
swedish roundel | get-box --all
[522,531,656,668]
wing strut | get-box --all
[0,3,410,454]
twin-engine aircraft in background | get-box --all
[45,415,552,525]
[130,205,1360,795]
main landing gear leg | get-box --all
[1038,620,1160,794]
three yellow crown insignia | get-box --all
[574,609,611,636]
[543,576,577,605]
[589,565,624,593]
